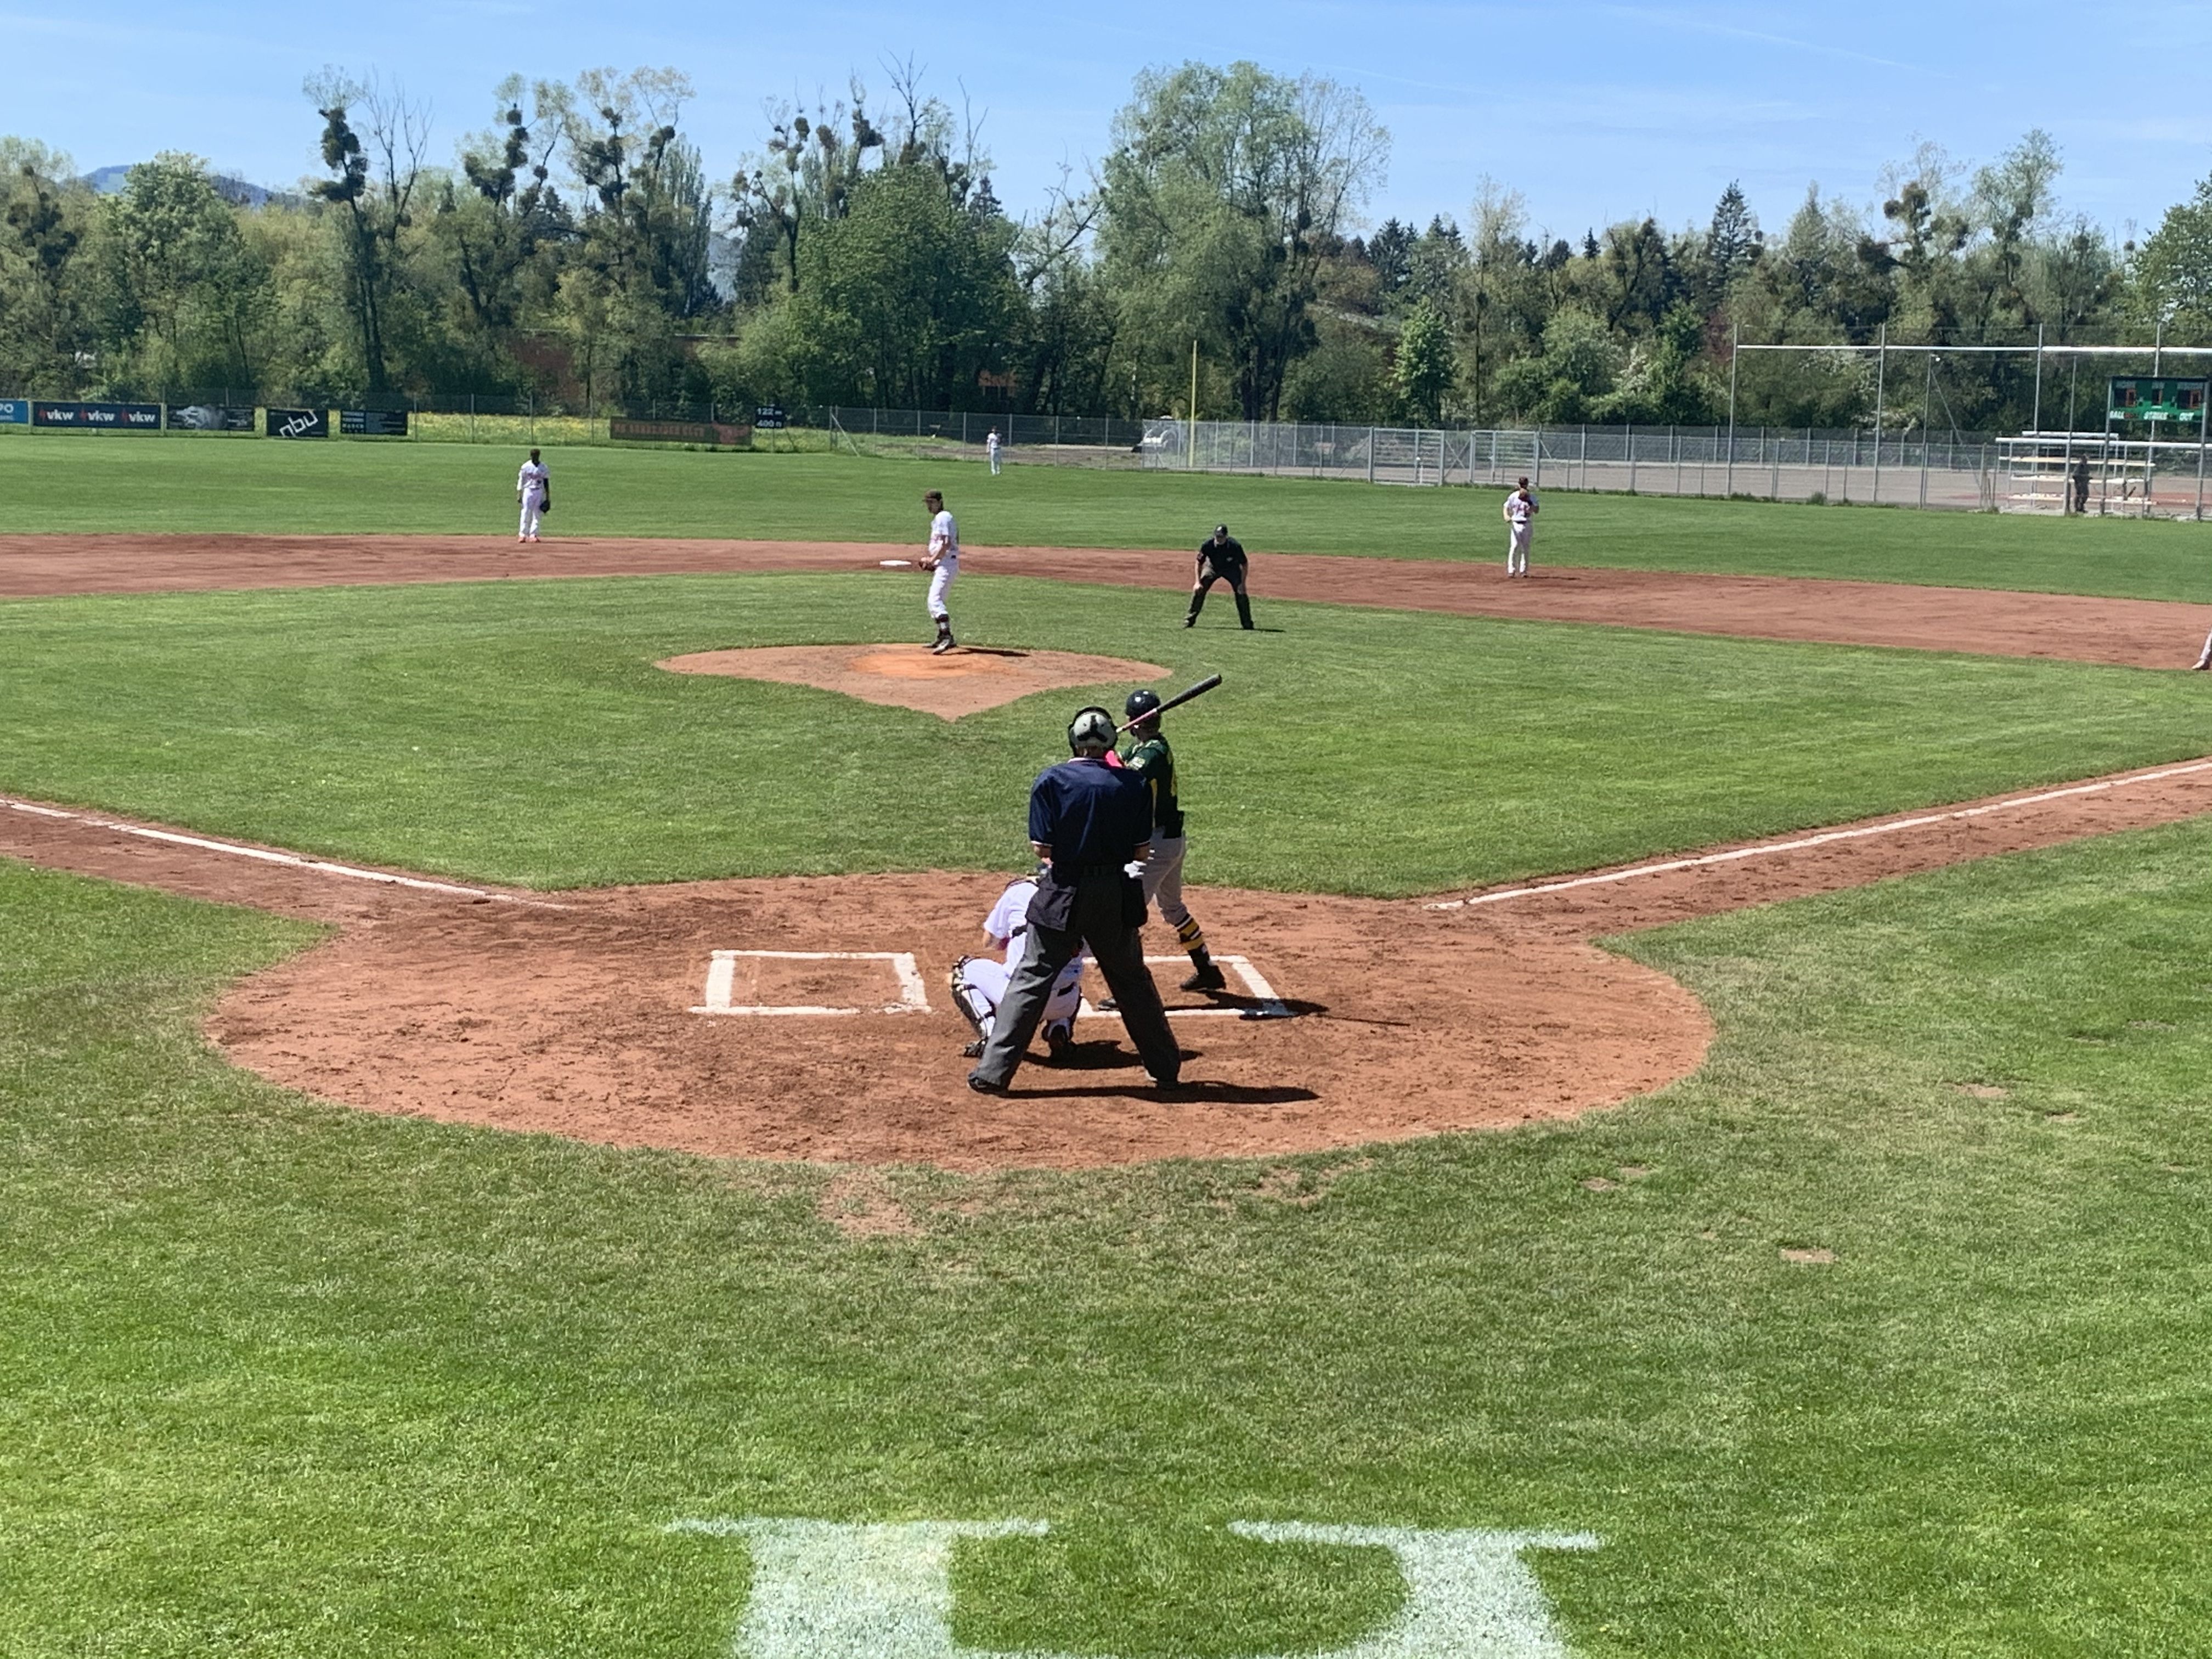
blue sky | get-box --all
[4,1,2204,244]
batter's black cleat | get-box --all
[1181,963,1229,994]
[961,1039,985,1059]
[1044,1021,1074,1058]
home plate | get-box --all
[1077,955,1293,1020]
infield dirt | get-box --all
[5,531,2212,666]
[9,748,2212,1167]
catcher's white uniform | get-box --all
[951,876,1084,1055]
[517,459,549,541]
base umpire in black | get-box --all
[1186,523,1254,629]
[968,707,1182,1094]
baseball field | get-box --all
[4,432,2212,1655]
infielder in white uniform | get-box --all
[922,488,960,653]
[516,448,550,543]
[950,872,1085,1058]
[986,428,1002,475]
[1503,476,1537,576]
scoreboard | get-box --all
[2107,376,2207,428]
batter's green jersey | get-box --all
[1122,733,1185,838]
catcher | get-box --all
[949,871,1086,1059]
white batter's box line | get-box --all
[1078,953,1291,1020]
[691,949,932,1017]
[1,795,567,908]
[1422,757,2212,913]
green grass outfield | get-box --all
[3,574,2209,894]
[7,820,2212,1656]
[7,432,2212,599]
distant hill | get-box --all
[84,163,304,210]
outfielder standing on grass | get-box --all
[1186,523,1254,629]
[516,448,550,543]
[1503,476,1538,575]
[987,427,1002,475]
[1118,689,1226,991]
[922,489,960,653]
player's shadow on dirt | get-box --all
[1007,1080,1322,1104]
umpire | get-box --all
[1186,523,1255,629]
[968,707,1182,1094]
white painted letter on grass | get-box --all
[665,1515,1596,1658]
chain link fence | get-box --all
[1139,417,2212,517]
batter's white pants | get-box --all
[928,556,958,622]
[1142,835,1193,932]
[960,939,1082,1027]
[519,494,545,539]
[1506,522,1532,575]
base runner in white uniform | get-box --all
[950,873,1085,1058]
[517,448,550,543]
[922,488,959,653]
[1503,476,1537,575]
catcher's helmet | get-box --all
[1067,706,1116,755]
[1124,688,1163,725]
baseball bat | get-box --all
[1118,673,1222,731]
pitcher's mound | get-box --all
[659,644,1169,720]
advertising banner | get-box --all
[32,400,162,431]
[267,407,330,439]
[754,404,787,430]
[610,416,753,448]
[0,398,29,424]
[339,408,409,436]
[167,404,257,432]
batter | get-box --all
[1119,687,1225,992]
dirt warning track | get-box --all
[10,749,2212,1169]
[4,532,2211,667]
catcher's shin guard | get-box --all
[947,958,991,1038]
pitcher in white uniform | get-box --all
[516,448,550,543]
[922,488,960,653]
[949,872,1085,1058]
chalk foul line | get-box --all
[1424,758,2212,912]
[1,797,564,908]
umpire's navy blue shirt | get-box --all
[1029,758,1152,870]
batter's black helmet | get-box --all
[1067,706,1116,755]
[1124,688,1163,725]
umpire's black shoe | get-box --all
[1181,963,1229,993]
[967,1072,1008,1094]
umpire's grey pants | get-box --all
[971,874,1180,1089]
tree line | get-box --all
[2,59,2208,432]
